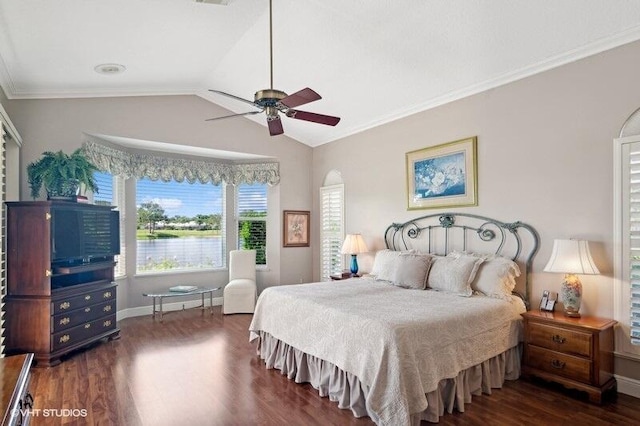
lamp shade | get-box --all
[543,239,600,275]
[341,234,368,255]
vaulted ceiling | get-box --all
[1,0,640,146]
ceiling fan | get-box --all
[206,0,340,136]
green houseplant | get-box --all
[27,149,99,200]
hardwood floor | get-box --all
[26,307,640,425]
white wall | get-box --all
[3,94,314,311]
[312,40,640,379]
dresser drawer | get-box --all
[527,345,592,384]
[527,321,592,358]
[51,314,117,352]
[52,299,116,333]
[52,286,116,315]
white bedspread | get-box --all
[249,278,526,426]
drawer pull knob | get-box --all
[551,359,566,369]
[85,295,91,301]
[84,307,91,313]
[104,291,112,298]
[103,305,112,312]
[84,323,91,329]
[552,335,566,344]
[59,317,70,326]
[103,320,112,327]
[60,334,70,344]
[59,301,70,310]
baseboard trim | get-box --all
[615,374,640,399]
[116,297,223,321]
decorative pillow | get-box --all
[472,256,521,299]
[447,251,521,299]
[370,249,402,281]
[391,253,433,290]
[427,255,484,297]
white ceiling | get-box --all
[1,0,640,147]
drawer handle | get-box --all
[103,320,112,327]
[85,295,91,301]
[25,393,34,409]
[59,301,70,310]
[103,305,112,312]
[60,334,70,344]
[84,307,91,313]
[84,323,91,329]
[551,359,566,369]
[104,291,112,298]
[552,334,566,344]
[59,317,70,326]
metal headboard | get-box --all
[384,213,539,308]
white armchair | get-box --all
[223,249,257,314]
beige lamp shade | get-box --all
[341,234,368,255]
[543,239,600,275]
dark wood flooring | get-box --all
[26,307,640,425]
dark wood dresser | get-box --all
[0,354,34,426]
[521,310,616,403]
[4,202,120,366]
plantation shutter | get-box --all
[629,143,640,345]
[320,184,344,281]
[237,184,267,265]
[0,123,5,355]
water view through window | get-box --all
[136,178,225,273]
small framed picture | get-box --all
[283,210,310,247]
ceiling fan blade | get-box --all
[286,109,341,126]
[208,89,259,108]
[205,110,263,121]
[268,116,284,136]
[280,87,322,108]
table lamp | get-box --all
[543,239,600,318]
[341,234,368,276]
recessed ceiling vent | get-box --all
[194,0,232,5]
[94,63,126,75]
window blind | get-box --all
[320,184,344,281]
[629,146,640,345]
[237,184,267,265]
[0,124,5,355]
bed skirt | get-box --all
[255,331,522,425]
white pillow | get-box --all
[447,251,520,299]
[472,256,520,299]
[427,255,484,297]
[392,253,433,290]
[370,249,402,281]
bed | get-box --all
[249,213,539,425]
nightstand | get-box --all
[521,310,616,403]
[330,273,359,281]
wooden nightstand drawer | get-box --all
[52,286,116,315]
[528,321,592,358]
[527,345,592,383]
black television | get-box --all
[51,206,120,264]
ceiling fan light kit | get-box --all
[206,0,340,136]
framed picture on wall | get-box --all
[283,210,310,247]
[406,136,478,210]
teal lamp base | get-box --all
[350,254,359,276]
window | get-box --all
[614,136,640,356]
[136,177,225,273]
[237,183,267,265]
[93,171,126,277]
[320,184,344,281]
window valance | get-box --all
[82,140,280,186]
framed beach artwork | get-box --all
[283,210,310,247]
[406,136,478,210]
